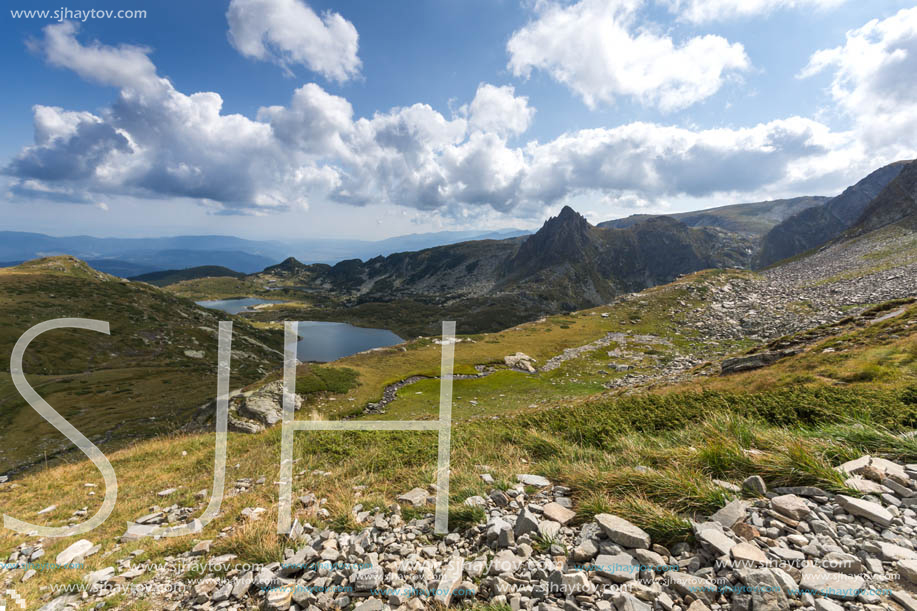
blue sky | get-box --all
[1,0,916,239]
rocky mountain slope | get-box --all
[847,159,917,237]
[755,161,910,268]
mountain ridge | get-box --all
[599,195,830,236]
[754,160,911,267]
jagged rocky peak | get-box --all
[527,205,593,245]
[548,204,591,230]
[509,206,597,273]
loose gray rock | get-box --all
[595,513,652,549]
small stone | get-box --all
[353,566,383,591]
[433,556,464,606]
[836,494,893,527]
[732,522,760,540]
[592,552,640,583]
[738,569,789,611]
[814,598,844,611]
[697,528,735,556]
[595,513,651,549]
[821,552,862,575]
[711,500,748,528]
[571,539,598,562]
[877,541,917,562]
[799,566,864,600]
[686,600,710,611]
[231,570,254,599]
[666,571,718,604]
[489,550,523,575]
[897,559,917,584]
[517,474,551,487]
[770,494,810,519]
[354,600,384,611]
[265,586,293,610]
[892,590,917,611]
[397,487,429,507]
[730,542,767,567]
[543,502,576,525]
[463,495,487,508]
[844,477,886,494]
[121,523,157,542]
[515,506,541,537]
[742,476,767,495]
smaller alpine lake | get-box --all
[196,298,403,362]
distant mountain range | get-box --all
[0,228,529,276]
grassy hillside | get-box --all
[129,266,246,287]
[0,257,283,475]
[1,293,916,609]
[1,256,916,609]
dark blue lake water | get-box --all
[196,299,403,362]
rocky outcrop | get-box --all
[721,350,798,374]
[228,380,302,433]
[504,352,537,373]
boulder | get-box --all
[505,352,537,372]
[721,351,795,374]
[56,539,94,566]
[236,380,302,428]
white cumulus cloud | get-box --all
[465,83,535,137]
[799,7,917,158]
[6,18,906,222]
[663,0,847,24]
[506,0,750,111]
[227,0,361,82]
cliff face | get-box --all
[847,160,917,236]
[755,161,908,268]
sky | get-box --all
[1,0,916,240]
